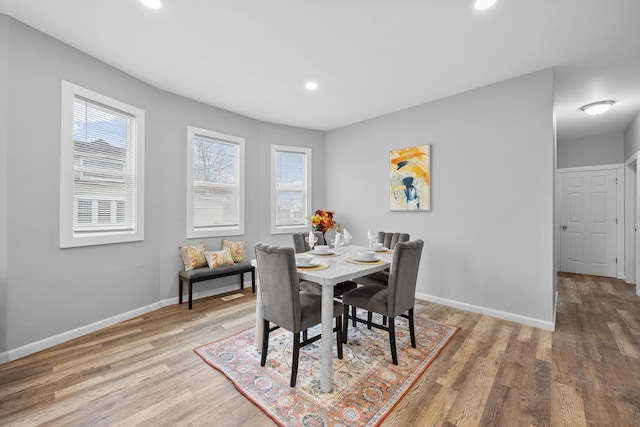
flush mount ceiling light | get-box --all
[580,100,615,116]
[140,0,162,9]
[305,81,319,91]
[474,0,497,11]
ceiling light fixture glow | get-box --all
[140,0,162,10]
[305,81,319,91]
[580,100,615,116]
[474,0,497,11]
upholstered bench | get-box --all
[178,261,255,309]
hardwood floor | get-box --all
[1,273,639,426]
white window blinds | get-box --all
[270,145,311,234]
[186,126,245,238]
[274,150,306,226]
[72,97,136,233]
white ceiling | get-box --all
[1,0,639,139]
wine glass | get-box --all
[305,235,318,251]
[332,232,341,253]
[343,231,351,249]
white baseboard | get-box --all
[416,292,556,331]
[2,301,162,362]
[553,290,558,329]
[1,280,254,363]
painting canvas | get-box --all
[389,144,430,211]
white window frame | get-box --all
[270,144,312,234]
[187,126,245,238]
[60,81,145,248]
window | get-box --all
[187,126,244,238]
[60,81,145,248]
[271,145,312,234]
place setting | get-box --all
[371,241,393,254]
[309,244,338,256]
[347,249,388,265]
[295,253,329,270]
[305,230,339,257]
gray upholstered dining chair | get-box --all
[377,232,411,251]
[291,232,357,298]
[341,239,424,365]
[354,232,410,287]
[292,231,325,253]
[254,242,344,387]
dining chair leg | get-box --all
[291,332,301,387]
[351,306,356,326]
[382,316,387,326]
[343,304,349,343]
[303,329,308,341]
[408,308,416,348]
[388,317,398,365]
[336,316,343,359]
[367,311,373,329]
[260,319,270,366]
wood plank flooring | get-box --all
[1,273,639,426]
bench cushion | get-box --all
[179,261,253,281]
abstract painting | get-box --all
[389,144,430,211]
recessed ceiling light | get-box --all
[305,81,319,91]
[474,0,497,11]
[580,100,615,116]
[140,0,162,10]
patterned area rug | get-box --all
[195,311,458,427]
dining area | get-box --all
[252,230,423,393]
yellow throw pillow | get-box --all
[221,239,246,263]
[179,243,207,272]
[205,249,235,269]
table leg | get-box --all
[320,285,334,393]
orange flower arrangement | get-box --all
[308,209,339,234]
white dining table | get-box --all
[253,246,393,393]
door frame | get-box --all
[624,153,637,285]
[625,152,640,296]
[556,163,624,279]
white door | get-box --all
[560,169,617,277]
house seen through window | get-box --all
[60,81,145,248]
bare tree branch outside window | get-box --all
[193,136,234,183]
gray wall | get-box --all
[1,12,559,357]
[624,112,640,159]
[326,69,556,328]
[0,16,325,355]
[557,132,624,168]
[0,14,8,354]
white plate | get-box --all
[352,256,379,263]
[373,247,388,252]
[311,249,335,255]
[297,260,320,268]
